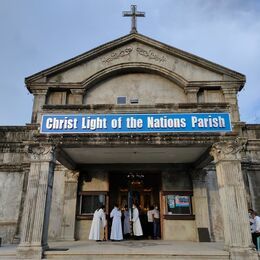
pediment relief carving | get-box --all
[101,46,167,64]
[47,42,223,84]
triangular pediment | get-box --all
[25,33,245,92]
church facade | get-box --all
[0,32,260,259]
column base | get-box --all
[229,247,259,260]
[16,243,49,259]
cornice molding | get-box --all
[25,33,245,92]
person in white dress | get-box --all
[131,203,143,238]
[89,205,107,241]
[110,204,123,241]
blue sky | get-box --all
[0,0,260,125]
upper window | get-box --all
[79,193,106,215]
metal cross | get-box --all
[122,5,145,34]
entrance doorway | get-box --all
[109,171,161,238]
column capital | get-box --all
[26,144,56,162]
[210,138,247,163]
[31,89,48,95]
[221,84,240,93]
[70,89,85,95]
[184,86,200,94]
[65,170,80,182]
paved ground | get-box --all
[0,240,259,259]
[0,240,228,258]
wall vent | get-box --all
[117,96,126,105]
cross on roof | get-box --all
[122,5,145,34]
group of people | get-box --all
[248,209,260,250]
[89,203,144,241]
[91,205,260,247]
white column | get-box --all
[185,87,199,103]
[31,89,47,124]
[211,138,258,259]
[221,86,240,122]
[192,169,210,240]
[70,89,84,104]
[17,144,56,259]
[61,170,79,241]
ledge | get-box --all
[163,214,195,220]
[42,103,230,111]
[76,215,93,220]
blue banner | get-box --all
[40,113,232,134]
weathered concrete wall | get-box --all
[161,169,192,191]
[75,220,92,240]
[84,73,187,105]
[28,35,242,124]
[81,171,109,192]
[48,42,223,84]
[0,171,24,244]
[246,168,260,213]
[0,126,33,244]
[242,124,260,213]
[163,220,197,241]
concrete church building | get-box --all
[0,6,260,260]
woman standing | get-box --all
[89,205,107,241]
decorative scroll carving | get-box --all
[136,47,166,63]
[210,138,247,162]
[26,145,56,162]
[65,170,79,182]
[101,46,167,64]
[102,47,133,63]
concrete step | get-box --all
[0,245,17,259]
[44,240,230,260]
[44,253,229,260]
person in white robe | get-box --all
[110,204,123,241]
[131,203,143,237]
[89,205,107,241]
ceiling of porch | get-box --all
[61,146,209,164]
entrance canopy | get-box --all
[50,132,222,169]
[62,146,208,164]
